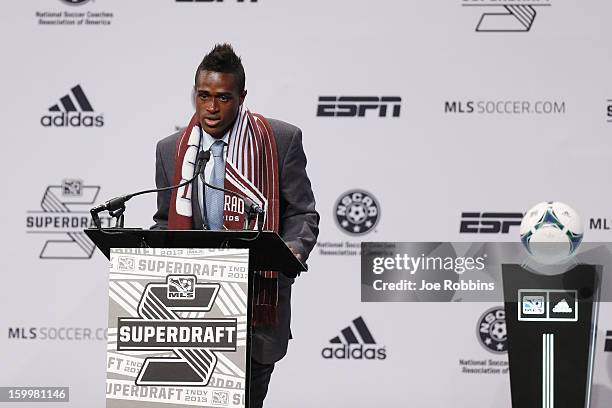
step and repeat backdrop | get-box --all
[1,0,612,406]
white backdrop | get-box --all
[1,0,612,406]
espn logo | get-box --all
[606,331,612,352]
[317,96,401,117]
[460,212,523,234]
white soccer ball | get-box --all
[519,201,583,263]
[490,321,507,342]
[347,204,368,224]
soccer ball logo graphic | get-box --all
[347,203,368,224]
[477,307,507,354]
[519,201,583,263]
[490,321,507,342]
[335,190,380,235]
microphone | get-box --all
[90,150,211,228]
[195,149,211,176]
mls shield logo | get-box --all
[62,179,83,196]
[167,276,196,299]
[522,295,545,315]
[212,390,229,406]
[117,256,135,271]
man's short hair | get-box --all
[195,43,246,92]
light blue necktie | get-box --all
[206,140,225,229]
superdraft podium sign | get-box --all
[106,248,250,408]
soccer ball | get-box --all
[346,204,368,224]
[519,201,583,263]
[490,321,507,342]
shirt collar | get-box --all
[200,127,229,151]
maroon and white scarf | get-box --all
[168,105,280,326]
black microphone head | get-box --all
[195,150,211,176]
[198,149,211,162]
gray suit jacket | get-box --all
[152,118,319,364]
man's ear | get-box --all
[239,89,247,105]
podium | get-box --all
[502,263,599,408]
[85,228,305,408]
[85,228,306,277]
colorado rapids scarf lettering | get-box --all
[168,105,280,326]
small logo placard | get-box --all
[167,276,196,299]
[518,289,578,322]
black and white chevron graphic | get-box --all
[477,5,536,32]
[462,1,551,33]
[48,85,94,112]
[329,316,376,345]
[117,277,237,386]
[29,180,100,259]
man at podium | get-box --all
[152,43,319,407]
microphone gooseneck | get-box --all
[90,150,211,228]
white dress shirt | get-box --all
[198,129,229,224]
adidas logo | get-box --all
[321,316,387,360]
[41,84,104,127]
[606,331,612,352]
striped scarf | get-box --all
[168,105,280,326]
